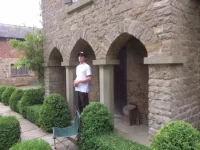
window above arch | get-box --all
[64,0,93,14]
[72,0,79,3]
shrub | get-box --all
[10,139,52,150]
[150,121,200,150]
[78,102,114,150]
[0,86,7,102]
[2,86,16,105]
[26,105,42,126]
[39,93,71,132]
[9,89,24,112]
[17,100,22,114]
[19,88,44,117]
[89,133,149,150]
[0,116,20,150]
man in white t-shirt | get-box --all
[74,52,92,113]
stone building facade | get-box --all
[0,23,37,86]
[42,0,200,140]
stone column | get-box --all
[93,59,120,115]
[62,61,77,116]
[43,61,66,98]
[144,56,188,140]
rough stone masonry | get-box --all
[41,0,200,140]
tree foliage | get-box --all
[9,29,44,86]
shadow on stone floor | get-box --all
[114,114,150,146]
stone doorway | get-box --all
[114,46,127,115]
[45,48,66,98]
[108,33,149,125]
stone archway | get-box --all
[107,33,149,125]
[45,48,66,98]
[69,39,100,102]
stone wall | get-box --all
[42,0,200,140]
[42,0,162,61]
[148,0,200,139]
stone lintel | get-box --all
[66,0,93,14]
[144,56,187,65]
[93,59,120,66]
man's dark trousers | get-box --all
[77,91,89,113]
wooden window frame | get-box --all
[10,64,29,77]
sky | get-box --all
[0,0,42,28]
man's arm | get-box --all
[79,76,92,83]
[74,75,92,85]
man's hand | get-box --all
[74,80,79,87]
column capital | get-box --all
[93,59,120,66]
[61,60,78,67]
[43,60,61,67]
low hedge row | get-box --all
[90,134,149,150]
[0,86,7,102]
[26,105,42,126]
[10,139,52,150]
[9,89,24,112]
[1,85,72,134]
[0,116,20,150]
[19,88,44,117]
[2,86,16,105]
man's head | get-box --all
[78,52,87,63]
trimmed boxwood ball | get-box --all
[78,102,114,150]
[0,116,20,150]
[10,139,52,150]
[0,86,7,102]
[2,86,16,105]
[26,104,42,126]
[150,121,200,150]
[9,89,24,112]
[39,93,71,132]
[19,88,44,117]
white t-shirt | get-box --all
[75,62,92,93]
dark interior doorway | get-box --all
[114,46,127,115]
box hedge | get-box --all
[0,86,7,102]
[9,89,24,112]
[2,86,16,105]
[78,102,114,150]
[90,134,149,150]
[0,116,20,150]
[19,88,44,117]
[26,105,42,126]
[39,93,71,132]
[10,139,52,150]
[150,121,200,150]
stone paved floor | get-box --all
[114,115,150,146]
[0,103,150,149]
[0,103,77,150]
